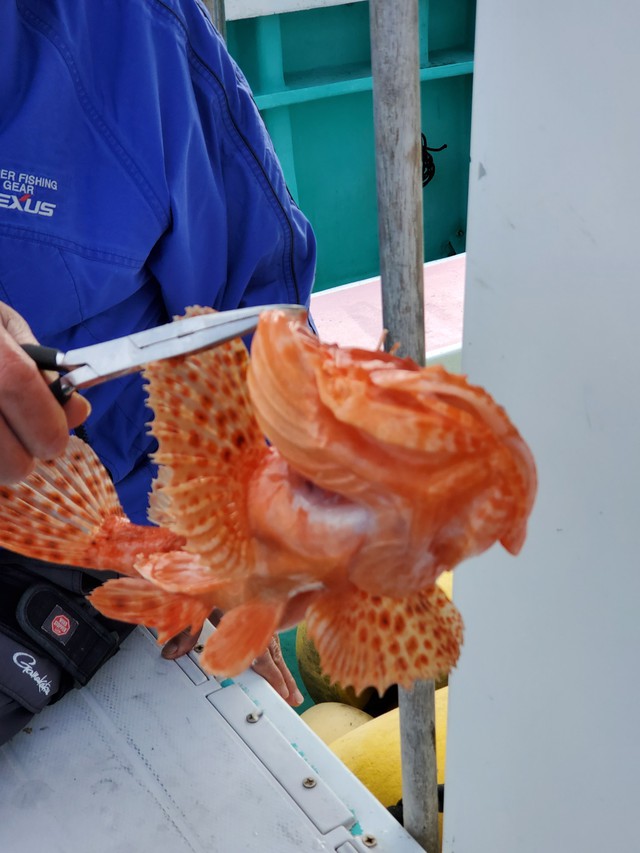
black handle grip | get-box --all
[21,343,63,371]
[47,377,74,406]
[21,344,73,406]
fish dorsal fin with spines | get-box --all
[143,306,268,578]
[0,436,185,573]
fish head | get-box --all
[249,310,537,588]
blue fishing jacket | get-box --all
[0,0,316,524]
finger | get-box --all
[275,655,304,706]
[252,637,304,706]
[26,364,91,436]
[26,363,91,434]
[64,392,92,432]
[207,607,224,628]
[0,333,73,462]
[251,649,290,701]
[0,415,36,484]
[269,641,304,706]
[0,302,37,343]
[161,628,200,660]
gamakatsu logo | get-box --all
[0,192,56,218]
[12,652,53,695]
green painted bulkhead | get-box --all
[227,1,476,292]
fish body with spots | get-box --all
[0,308,536,694]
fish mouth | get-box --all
[247,450,373,589]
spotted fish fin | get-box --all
[144,306,268,578]
[0,436,183,573]
[134,551,242,610]
[89,577,211,644]
[199,598,286,677]
[305,582,464,695]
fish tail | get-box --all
[199,598,286,677]
[0,436,184,573]
[305,583,464,696]
[89,577,211,643]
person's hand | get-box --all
[0,301,91,483]
[161,619,305,707]
[250,634,304,706]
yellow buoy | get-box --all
[436,570,453,600]
[329,686,449,808]
[300,702,373,746]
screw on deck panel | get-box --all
[302,777,317,789]
[193,644,204,654]
[362,835,378,848]
[246,710,263,723]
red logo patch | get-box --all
[51,614,71,637]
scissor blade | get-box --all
[60,304,303,390]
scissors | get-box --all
[22,304,304,404]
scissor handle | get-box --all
[21,343,63,371]
[21,344,73,406]
[47,377,74,406]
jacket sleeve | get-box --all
[144,3,317,317]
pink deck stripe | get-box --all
[310,254,465,352]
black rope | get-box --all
[422,133,447,187]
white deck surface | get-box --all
[0,626,421,853]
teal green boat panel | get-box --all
[227,0,476,292]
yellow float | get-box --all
[300,702,373,746]
[328,686,448,807]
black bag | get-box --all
[0,556,134,744]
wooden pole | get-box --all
[370,0,425,365]
[398,681,439,851]
[370,3,438,851]
[202,0,226,40]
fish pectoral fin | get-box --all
[134,550,232,595]
[305,583,464,696]
[0,435,125,569]
[0,436,184,574]
[199,598,286,678]
[89,577,211,644]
